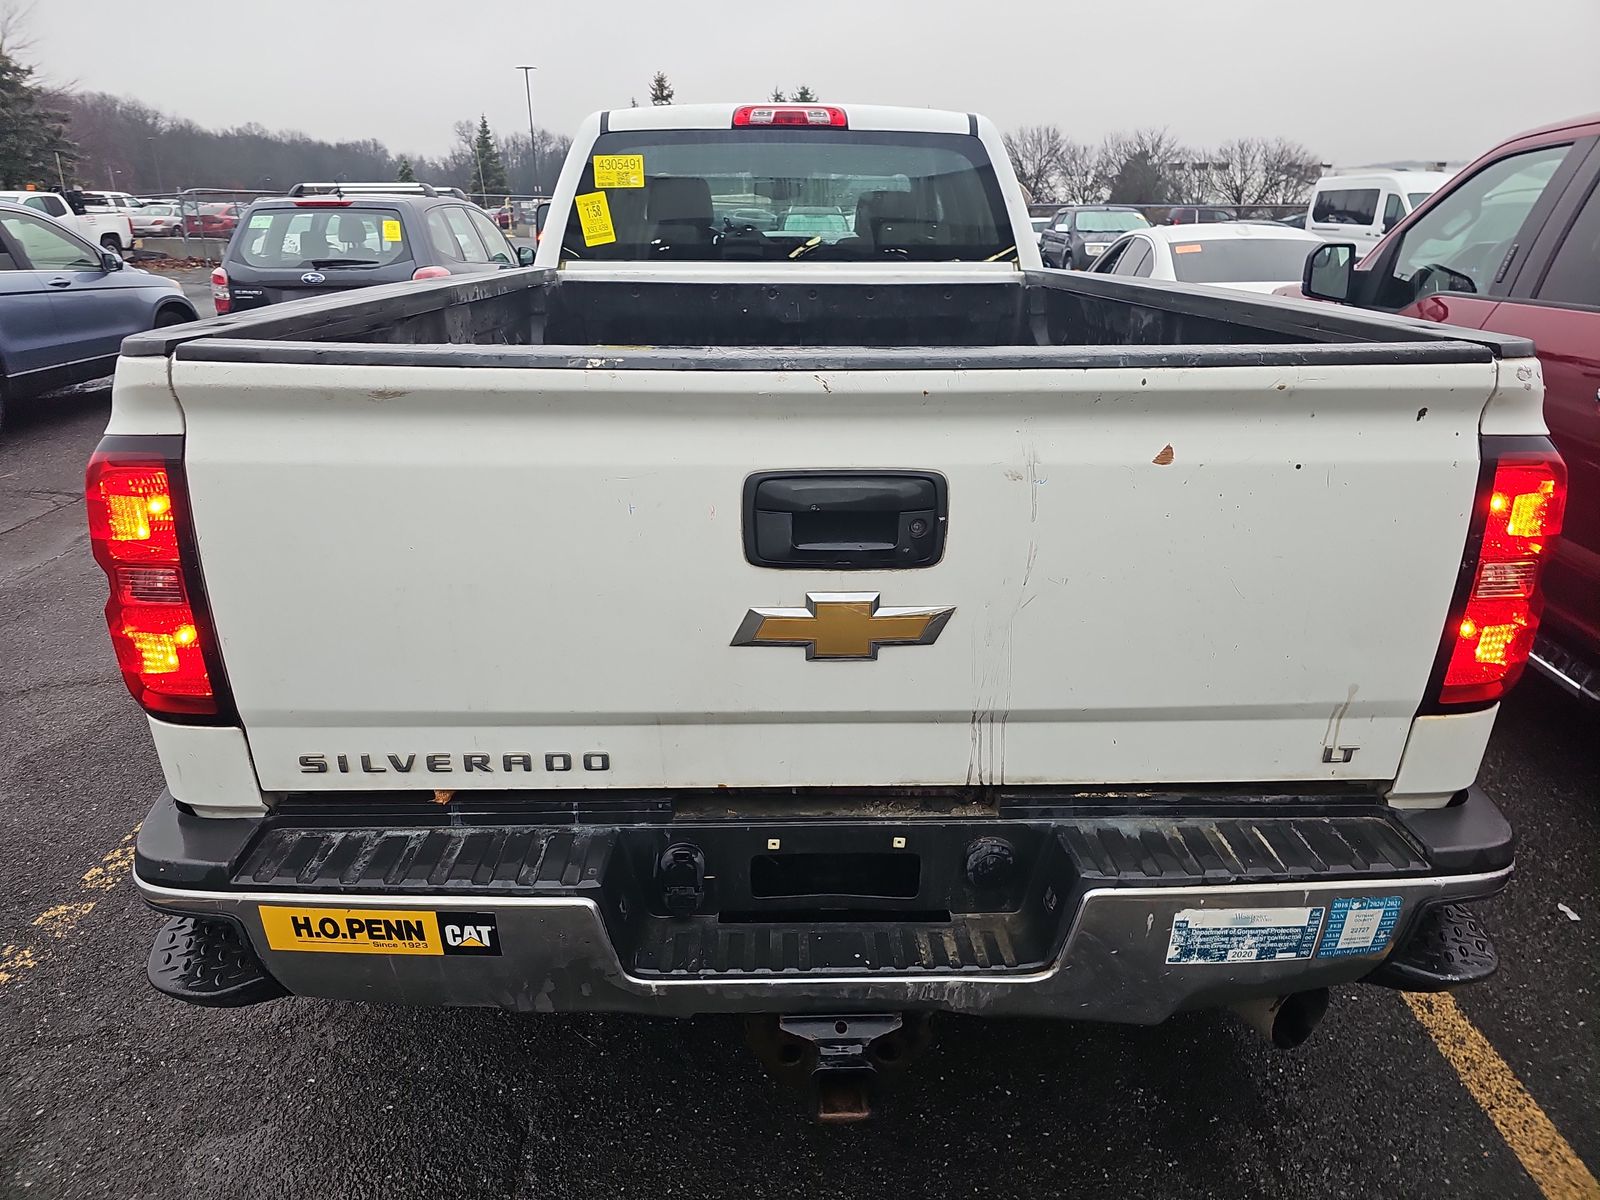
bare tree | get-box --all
[1209,137,1269,206]
[0,1,35,57]
[1205,137,1321,212]
[1004,124,1067,204]
[1258,137,1322,205]
[1055,139,1102,204]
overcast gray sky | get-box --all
[27,0,1600,166]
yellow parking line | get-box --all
[1406,991,1600,1200]
[0,829,139,984]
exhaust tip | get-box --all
[1230,988,1330,1049]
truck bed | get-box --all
[124,264,1534,360]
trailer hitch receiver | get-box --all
[747,1012,933,1122]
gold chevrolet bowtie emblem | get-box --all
[732,592,955,661]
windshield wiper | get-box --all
[307,258,379,268]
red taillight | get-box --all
[86,445,226,718]
[411,265,452,281]
[733,104,847,128]
[211,266,231,315]
[1435,447,1567,706]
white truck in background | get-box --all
[99,103,1562,1119]
[0,188,135,253]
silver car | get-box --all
[130,202,185,237]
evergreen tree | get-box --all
[769,88,786,102]
[791,85,817,102]
[469,115,508,197]
[0,46,75,188]
[648,72,674,106]
[395,156,415,183]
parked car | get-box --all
[1166,205,1236,225]
[111,103,1543,1112]
[213,190,535,312]
[778,205,849,238]
[1039,204,1150,268]
[1088,224,1324,294]
[81,190,146,214]
[1029,215,1051,243]
[720,206,780,231]
[0,189,135,254]
[1304,169,1452,256]
[1090,223,1325,293]
[1296,112,1600,703]
[0,199,195,434]
[1277,212,1309,229]
[184,203,242,238]
[128,203,185,238]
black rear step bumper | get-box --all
[134,788,1512,1020]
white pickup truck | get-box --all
[99,104,1564,1116]
[0,189,136,253]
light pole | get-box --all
[516,65,538,194]
[147,136,164,194]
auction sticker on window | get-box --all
[592,154,645,188]
[259,906,500,956]
[382,218,403,243]
[1166,906,1325,964]
[1316,895,1402,958]
[574,190,616,246]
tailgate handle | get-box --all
[743,471,947,569]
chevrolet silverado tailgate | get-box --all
[166,353,1494,793]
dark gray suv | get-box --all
[1038,205,1151,270]
[215,184,535,312]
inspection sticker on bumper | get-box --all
[1166,906,1325,964]
[259,906,500,957]
[1316,895,1402,958]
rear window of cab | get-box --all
[560,128,1015,263]
[234,207,414,269]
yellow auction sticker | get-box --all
[382,218,403,243]
[593,153,645,188]
[574,191,617,246]
[258,906,500,956]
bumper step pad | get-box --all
[1365,902,1499,991]
[634,916,1027,976]
[147,914,287,1007]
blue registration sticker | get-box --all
[1317,895,1403,958]
[1166,906,1325,965]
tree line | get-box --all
[1005,124,1322,209]
[53,92,573,198]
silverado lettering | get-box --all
[296,752,611,773]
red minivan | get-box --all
[1298,113,1600,705]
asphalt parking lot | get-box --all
[1,382,1596,1200]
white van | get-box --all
[1305,170,1452,255]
